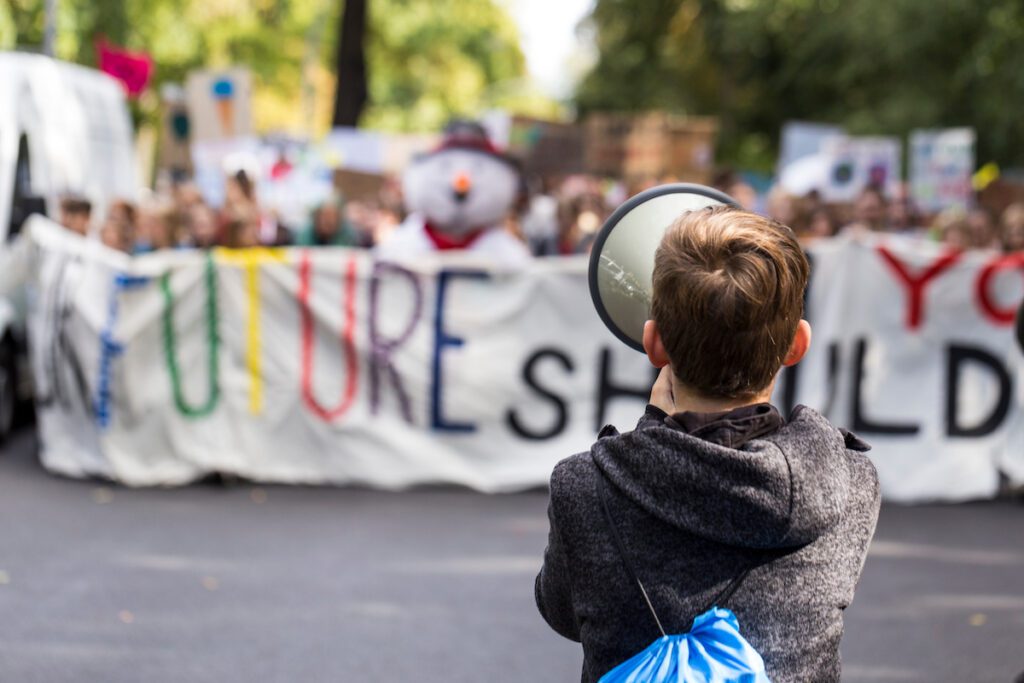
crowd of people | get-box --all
[718,171,1024,252]
[80,170,405,254]
[57,168,1024,257]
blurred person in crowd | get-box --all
[519,176,560,256]
[173,181,205,212]
[999,203,1024,252]
[888,183,922,234]
[261,211,294,247]
[225,170,256,209]
[100,200,136,253]
[712,169,757,212]
[220,203,261,249]
[805,207,838,242]
[182,203,221,249]
[59,196,92,236]
[367,201,402,246]
[343,200,382,248]
[849,184,888,232]
[933,209,971,249]
[966,208,1000,250]
[535,194,602,256]
[224,169,290,247]
[134,202,178,253]
[727,179,758,212]
[766,187,800,228]
[270,149,294,180]
[295,198,366,247]
[107,199,136,228]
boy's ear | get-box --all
[643,320,671,368]
[783,320,812,367]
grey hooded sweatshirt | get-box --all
[535,403,880,682]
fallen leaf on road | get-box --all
[92,488,114,504]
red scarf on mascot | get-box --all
[424,221,485,250]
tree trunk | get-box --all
[331,0,369,128]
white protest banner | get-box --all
[17,218,1024,501]
[910,128,975,213]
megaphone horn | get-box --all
[588,183,740,352]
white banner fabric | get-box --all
[17,218,1024,501]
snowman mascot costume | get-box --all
[377,120,531,264]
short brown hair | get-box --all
[651,206,809,400]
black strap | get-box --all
[595,469,666,636]
[593,461,757,635]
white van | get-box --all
[0,52,138,439]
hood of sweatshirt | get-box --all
[589,405,870,550]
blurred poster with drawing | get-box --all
[820,136,901,202]
[910,128,975,213]
[185,68,253,142]
[158,83,192,177]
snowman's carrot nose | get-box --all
[452,173,472,196]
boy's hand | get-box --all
[649,366,676,414]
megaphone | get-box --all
[588,184,739,352]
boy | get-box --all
[535,207,880,682]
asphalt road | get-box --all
[1,427,1022,682]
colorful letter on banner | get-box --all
[214,247,288,414]
[95,273,149,429]
[368,261,423,424]
[298,250,359,422]
[161,253,221,418]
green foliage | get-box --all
[1,0,529,135]
[1,0,45,49]
[356,0,527,130]
[577,0,1024,170]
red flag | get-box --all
[96,39,154,98]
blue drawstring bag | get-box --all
[594,463,771,683]
[599,607,769,683]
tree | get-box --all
[576,0,1024,170]
[355,0,527,131]
[1,0,530,135]
[332,0,368,127]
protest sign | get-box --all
[820,136,902,203]
[185,68,253,142]
[910,128,975,213]
[319,127,386,174]
[778,121,844,175]
[18,217,1024,501]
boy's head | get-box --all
[645,206,810,401]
